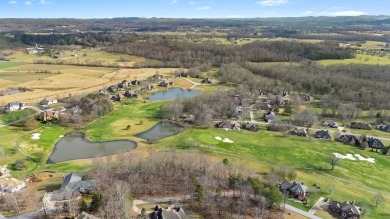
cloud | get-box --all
[188,1,195,5]
[25,1,32,5]
[320,10,367,16]
[257,0,288,6]
[39,0,51,5]
[226,15,242,18]
[196,6,210,10]
[9,0,18,4]
[302,10,314,15]
[170,0,177,4]
[331,10,367,16]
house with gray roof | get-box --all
[321,120,338,128]
[378,124,390,132]
[335,134,361,146]
[279,181,307,201]
[314,130,332,140]
[368,137,385,151]
[151,205,185,219]
[50,172,97,201]
[4,102,27,113]
[330,200,361,219]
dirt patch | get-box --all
[171,78,194,90]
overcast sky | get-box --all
[1,0,389,18]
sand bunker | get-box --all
[31,133,41,140]
[354,154,375,163]
[222,138,234,143]
[333,152,375,163]
[333,153,356,160]
[215,136,234,143]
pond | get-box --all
[148,87,201,101]
[0,88,24,96]
[136,121,185,142]
[47,132,137,164]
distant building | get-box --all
[151,205,185,219]
[349,122,372,130]
[26,44,44,54]
[335,134,361,146]
[378,124,390,132]
[279,181,307,201]
[329,200,361,219]
[40,97,58,106]
[314,130,332,140]
[288,128,307,137]
[264,111,276,122]
[0,178,26,193]
[50,172,97,202]
[368,137,385,151]
[216,121,241,130]
[4,102,27,113]
[321,121,338,128]
[39,110,60,122]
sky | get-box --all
[0,0,389,19]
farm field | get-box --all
[318,53,390,65]
[0,62,180,104]
[5,49,157,67]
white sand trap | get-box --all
[354,154,375,163]
[223,138,234,143]
[333,153,356,160]
[59,135,64,138]
[31,133,41,140]
[215,136,222,140]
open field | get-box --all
[0,62,180,104]
[5,49,157,67]
[318,53,390,65]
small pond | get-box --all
[148,87,201,101]
[47,132,137,164]
[0,88,24,96]
[136,121,185,142]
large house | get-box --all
[40,110,60,122]
[151,205,185,219]
[378,124,390,132]
[335,134,361,146]
[26,44,44,54]
[329,201,361,219]
[349,122,372,130]
[0,178,26,193]
[40,97,58,106]
[300,93,314,101]
[264,111,277,122]
[314,130,332,140]
[368,137,385,151]
[50,172,97,202]
[244,123,259,132]
[279,181,307,201]
[4,102,27,113]
[159,80,174,87]
[216,121,241,130]
[322,121,338,128]
[288,128,307,137]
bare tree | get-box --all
[373,191,384,207]
[328,153,341,170]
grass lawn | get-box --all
[318,54,390,65]
[0,109,36,124]
[0,62,25,69]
